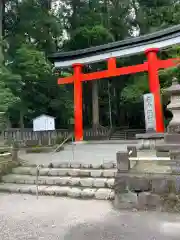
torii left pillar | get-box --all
[73,63,83,141]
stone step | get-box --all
[12,167,116,178]
[22,162,116,169]
[0,183,114,200]
[2,174,114,188]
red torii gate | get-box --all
[57,48,179,142]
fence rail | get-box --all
[3,127,145,144]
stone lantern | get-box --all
[162,77,180,172]
[165,77,180,133]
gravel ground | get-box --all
[19,143,128,166]
[0,194,180,240]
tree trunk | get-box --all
[92,81,99,128]
[0,0,3,64]
[20,110,24,129]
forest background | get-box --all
[0,0,180,130]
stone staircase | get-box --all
[0,161,116,200]
[110,130,125,140]
[110,129,145,140]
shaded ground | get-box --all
[0,194,180,240]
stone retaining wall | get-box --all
[114,151,180,212]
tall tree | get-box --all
[0,0,4,63]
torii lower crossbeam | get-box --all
[58,48,179,142]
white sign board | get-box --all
[143,93,156,132]
[33,114,55,132]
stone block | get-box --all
[45,178,55,185]
[136,133,164,140]
[48,169,60,176]
[68,188,81,198]
[116,151,130,172]
[37,186,50,195]
[170,151,180,161]
[19,185,32,194]
[151,178,170,194]
[137,192,150,209]
[93,178,107,188]
[102,162,114,169]
[15,176,25,184]
[12,167,30,175]
[128,176,151,192]
[11,185,21,193]
[69,177,80,186]
[54,177,71,185]
[81,163,92,169]
[43,186,56,195]
[165,134,180,144]
[90,170,103,177]
[81,188,96,198]
[38,177,47,185]
[114,175,127,193]
[102,169,116,177]
[113,191,138,209]
[138,192,162,209]
[28,185,38,194]
[91,163,102,169]
[95,188,112,200]
[39,168,49,176]
[52,162,68,168]
[174,176,180,193]
[67,169,80,177]
[29,168,37,175]
[24,177,35,184]
[70,162,81,168]
[78,169,90,177]
[80,178,93,187]
[2,175,15,183]
[106,178,114,188]
[156,151,169,157]
[54,186,69,196]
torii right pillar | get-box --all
[145,48,165,133]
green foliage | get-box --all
[5,0,61,55]
[160,46,180,93]
[0,65,20,112]
[121,74,149,103]
[67,25,114,50]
